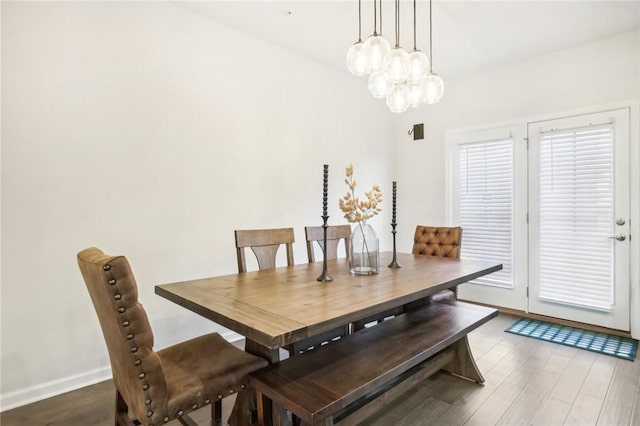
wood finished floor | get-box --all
[2,313,639,426]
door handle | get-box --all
[608,234,626,241]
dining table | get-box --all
[155,251,502,424]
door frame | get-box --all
[446,100,640,338]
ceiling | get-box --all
[175,1,639,79]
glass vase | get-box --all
[349,223,379,275]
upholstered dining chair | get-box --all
[234,228,295,273]
[353,225,463,332]
[304,224,351,263]
[412,225,463,301]
[78,247,267,426]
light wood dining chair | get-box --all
[296,225,353,353]
[78,247,267,426]
[353,225,463,332]
[304,224,351,263]
[234,228,295,273]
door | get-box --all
[528,109,630,330]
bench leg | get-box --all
[245,339,290,426]
[442,336,485,383]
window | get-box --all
[457,138,514,288]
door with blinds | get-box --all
[528,109,630,330]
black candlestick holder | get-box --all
[388,223,402,268]
[317,165,333,282]
[388,181,402,268]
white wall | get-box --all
[394,30,638,250]
[394,31,639,331]
[0,2,395,409]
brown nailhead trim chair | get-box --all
[78,247,267,426]
[412,225,463,301]
[353,225,463,331]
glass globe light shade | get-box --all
[363,35,390,73]
[382,47,410,84]
[423,72,445,104]
[407,81,425,108]
[346,41,369,77]
[407,50,429,84]
[386,83,411,113]
[368,71,392,99]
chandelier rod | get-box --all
[379,0,383,36]
[429,0,434,72]
[373,0,378,36]
[413,0,417,51]
[394,0,400,48]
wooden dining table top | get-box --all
[155,252,502,349]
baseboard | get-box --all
[0,366,112,412]
[459,299,633,338]
[0,331,245,412]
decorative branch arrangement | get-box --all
[388,181,402,268]
[317,164,333,282]
[338,164,383,224]
[339,164,383,275]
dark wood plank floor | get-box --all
[2,313,639,425]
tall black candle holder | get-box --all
[317,164,333,282]
[388,181,402,268]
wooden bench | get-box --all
[249,301,498,426]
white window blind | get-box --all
[537,124,614,311]
[458,138,513,287]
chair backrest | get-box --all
[234,228,295,273]
[77,248,167,424]
[304,225,351,263]
[412,226,462,259]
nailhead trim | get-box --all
[217,394,223,399]
[205,399,211,405]
[228,389,234,394]
[163,416,170,423]
[177,410,184,416]
[102,261,157,426]
[240,384,246,389]
[192,404,198,410]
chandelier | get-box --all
[346,0,444,113]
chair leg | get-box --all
[213,399,222,423]
[229,391,251,426]
[115,390,136,426]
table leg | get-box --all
[244,339,291,426]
